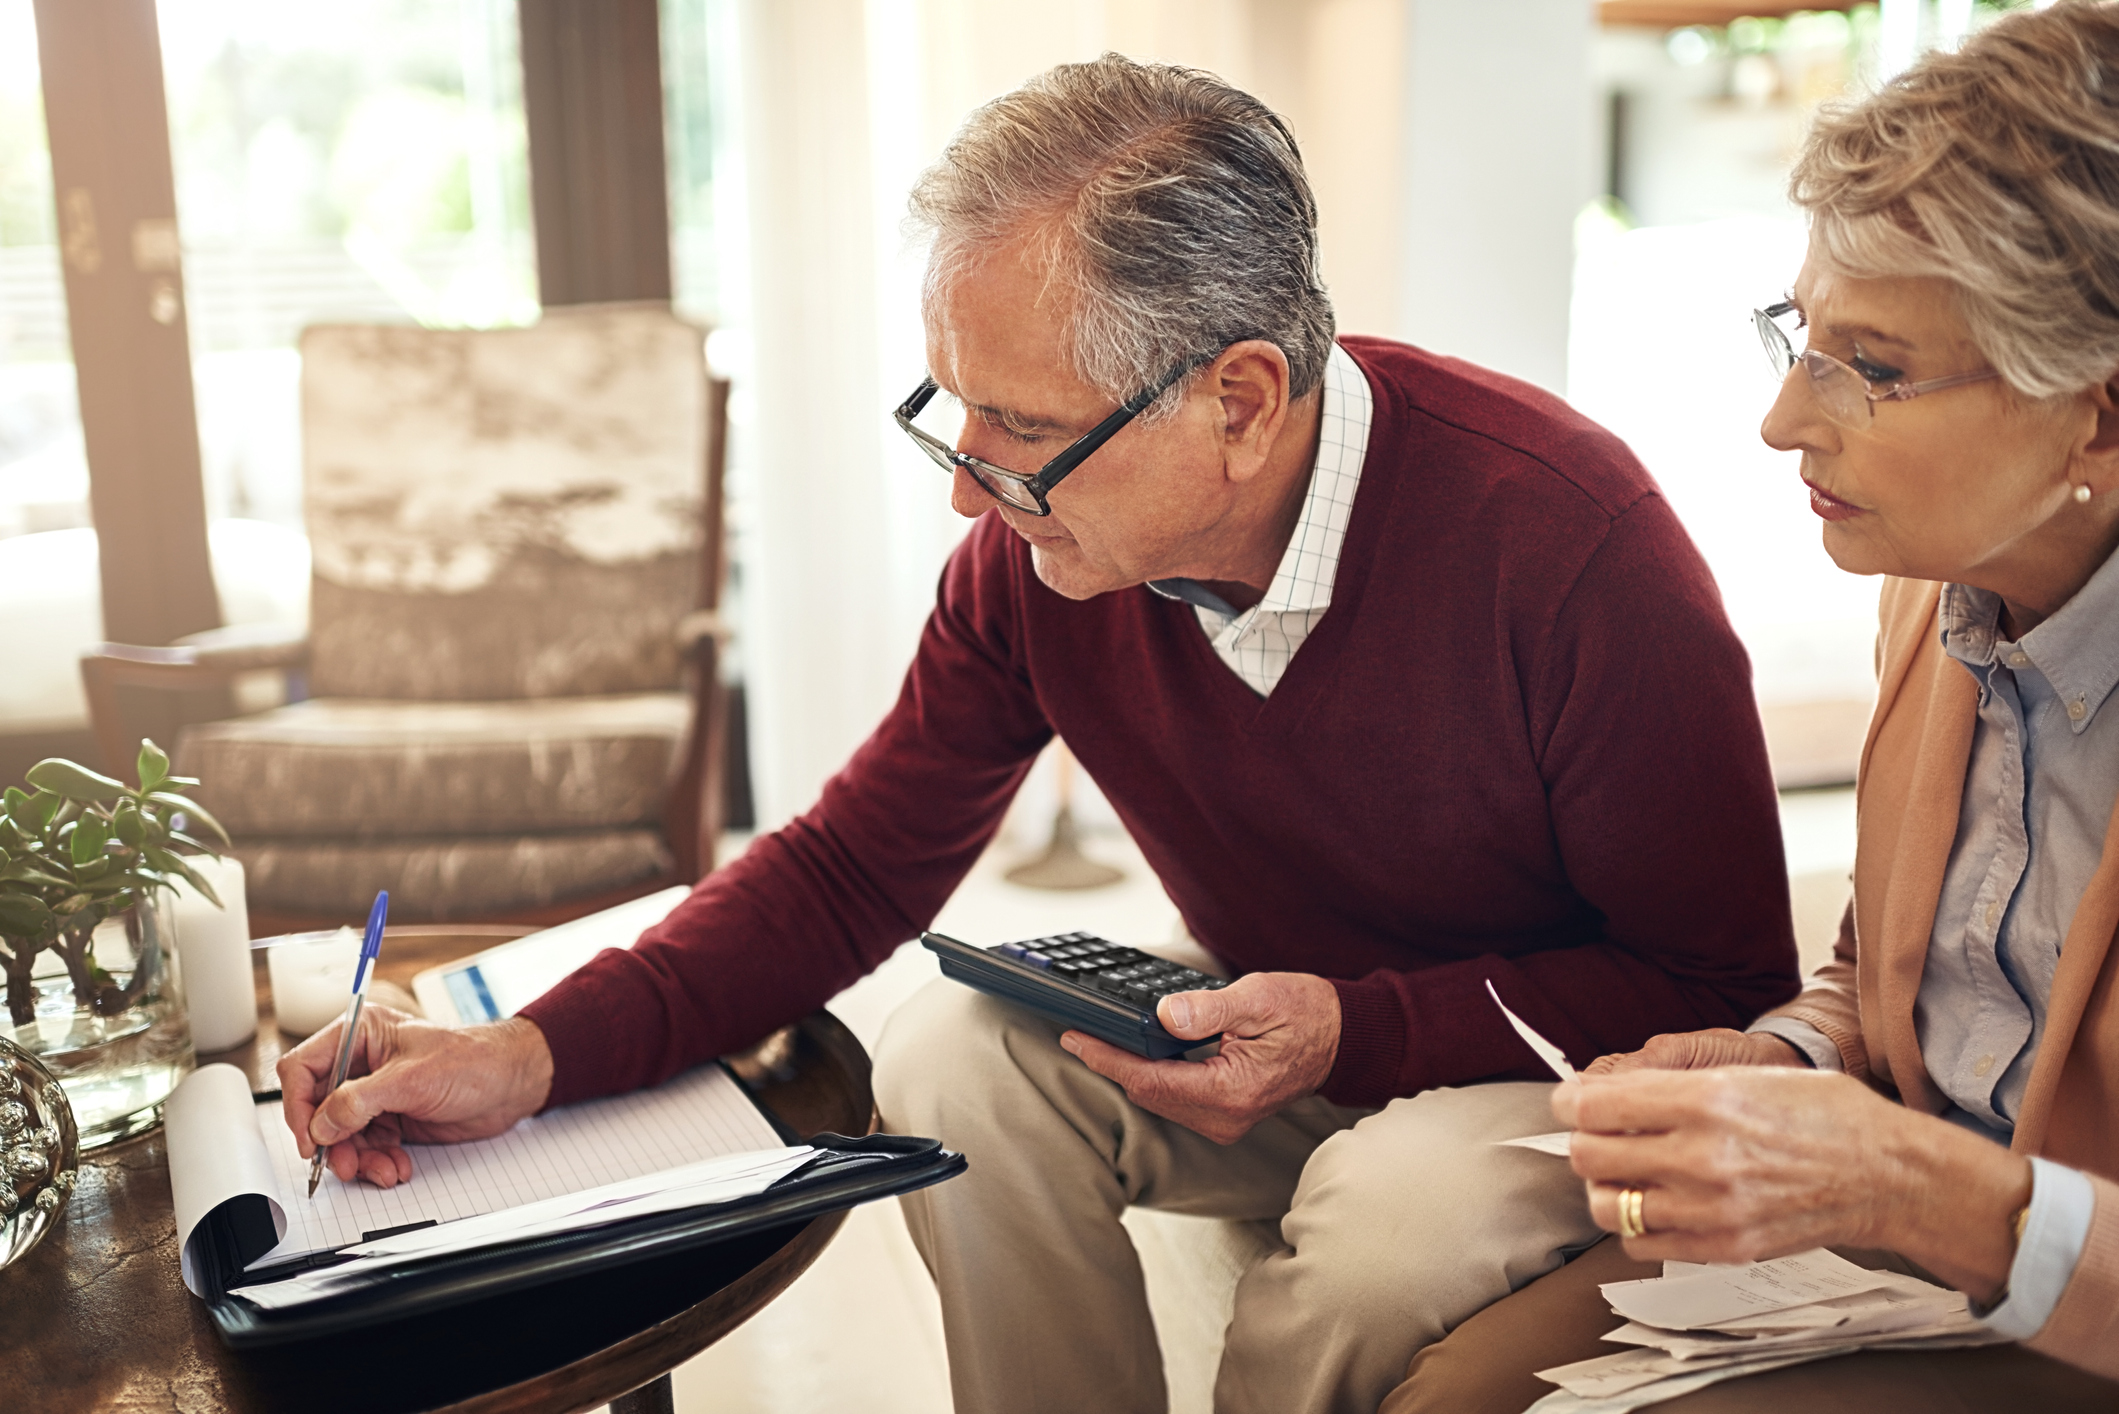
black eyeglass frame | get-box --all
[893,354,1207,517]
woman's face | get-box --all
[1760,257,2100,593]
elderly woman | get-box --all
[1383,5,2119,1411]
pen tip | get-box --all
[307,1172,320,1198]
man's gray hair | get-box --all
[908,54,1336,420]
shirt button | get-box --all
[1985,900,2001,929]
[2007,652,2029,668]
[1974,1054,1996,1077]
[2069,699,2088,721]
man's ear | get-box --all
[1209,341,1293,482]
[2074,371,2119,495]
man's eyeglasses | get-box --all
[1753,299,1998,430]
[894,356,1204,517]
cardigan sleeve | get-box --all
[521,517,1052,1105]
[2027,1171,2119,1379]
[1757,896,1873,1080]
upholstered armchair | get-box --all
[80,305,731,932]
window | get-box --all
[0,0,82,544]
[157,0,538,531]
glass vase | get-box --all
[0,1035,79,1270]
[0,896,195,1150]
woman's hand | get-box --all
[1555,1067,2032,1300]
[1585,1027,1804,1075]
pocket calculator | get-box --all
[921,931,1230,1061]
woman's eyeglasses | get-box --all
[1753,299,1998,429]
[894,355,1204,517]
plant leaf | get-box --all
[146,792,229,847]
[71,814,108,865]
[26,758,128,802]
[0,859,70,889]
[112,801,144,845]
[143,845,220,906]
[0,895,54,937]
[136,739,171,792]
[27,790,61,830]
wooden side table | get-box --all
[0,927,875,1414]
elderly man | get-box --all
[280,56,1797,1414]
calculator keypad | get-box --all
[993,933,1229,1011]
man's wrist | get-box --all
[492,1015,555,1116]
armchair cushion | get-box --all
[300,310,709,701]
[177,692,689,838]
[234,829,672,920]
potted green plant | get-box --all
[0,740,227,1148]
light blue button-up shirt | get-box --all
[1754,545,2119,1338]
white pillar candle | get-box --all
[266,929,362,1039]
[168,854,258,1053]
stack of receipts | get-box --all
[1528,1248,2007,1413]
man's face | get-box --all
[923,237,1244,600]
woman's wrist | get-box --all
[1870,1104,2032,1299]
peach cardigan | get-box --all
[1766,576,2119,1378]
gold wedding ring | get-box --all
[1617,1186,1648,1240]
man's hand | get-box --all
[1584,1028,1803,1076]
[277,1007,554,1189]
[1059,972,1339,1145]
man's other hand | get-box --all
[1059,972,1340,1144]
[1584,1028,1803,1076]
[277,1007,554,1189]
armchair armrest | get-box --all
[173,622,312,670]
[675,610,733,650]
[83,622,311,675]
[79,624,311,783]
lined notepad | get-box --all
[249,1063,785,1267]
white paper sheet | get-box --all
[1600,1248,1897,1331]
[1486,980,1577,1082]
[251,1060,788,1266]
[165,1064,289,1296]
[1499,1131,1573,1157]
[163,1057,791,1300]
[234,1145,817,1311]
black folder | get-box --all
[193,1130,965,1348]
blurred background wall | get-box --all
[0,0,2047,821]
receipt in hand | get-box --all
[1485,979,1576,1082]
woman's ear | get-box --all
[2074,371,2119,495]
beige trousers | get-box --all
[874,979,1602,1414]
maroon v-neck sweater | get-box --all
[525,337,1799,1109]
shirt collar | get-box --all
[1941,544,2119,734]
[1145,340,1374,619]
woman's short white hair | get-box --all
[1794,1,2119,399]
[908,54,1336,420]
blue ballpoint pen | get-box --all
[308,890,389,1198]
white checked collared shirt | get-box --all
[1146,341,1374,697]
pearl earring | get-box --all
[2076,484,2095,504]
